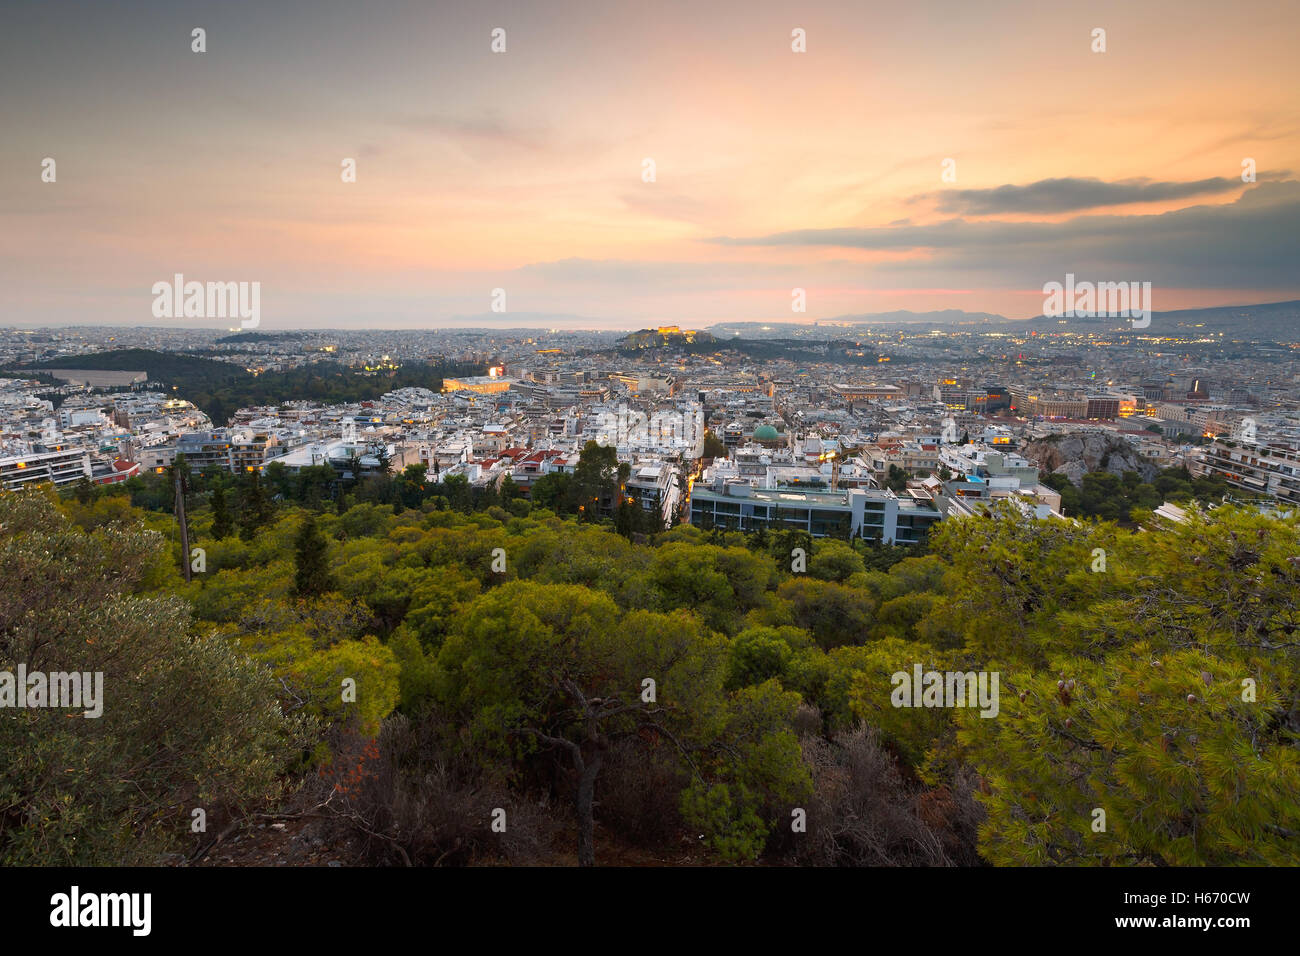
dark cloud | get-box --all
[707,182,1300,289]
[920,176,1244,215]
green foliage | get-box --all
[727,626,801,689]
[210,480,234,539]
[20,348,482,424]
[772,577,876,649]
[808,539,865,582]
[238,469,275,540]
[935,502,1300,864]
[841,638,955,766]
[1041,467,1235,524]
[702,429,728,459]
[28,457,1299,867]
[528,472,574,514]
[293,515,335,597]
[572,440,620,519]
[651,541,776,635]
[885,464,910,493]
[957,647,1298,865]
[680,682,812,861]
[0,489,308,865]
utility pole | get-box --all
[174,466,192,583]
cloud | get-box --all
[391,112,549,151]
[706,182,1300,289]
[517,257,768,286]
[919,176,1246,215]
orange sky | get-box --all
[3,0,1298,327]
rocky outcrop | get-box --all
[1023,432,1158,487]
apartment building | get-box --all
[863,439,942,482]
[689,482,943,544]
[0,447,92,491]
[1192,440,1300,505]
[625,460,680,524]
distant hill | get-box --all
[619,327,716,349]
[708,310,1004,338]
[21,348,252,386]
[215,331,298,345]
[609,333,880,365]
[707,299,1300,340]
[1021,299,1300,340]
[9,348,481,426]
[823,309,1007,327]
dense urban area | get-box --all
[6,304,1300,524]
[4,304,1300,868]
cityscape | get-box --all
[5,306,1300,527]
[2,0,1298,935]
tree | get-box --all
[439,473,472,513]
[0,489,307,865]
[435,583,809,865]
[529,472,573,514]
[210,480,234,540]
[238,469,274,540]
[809,539,865,582]
[885,464,909,493]
[925,501,1300,864]
[702,429,728,460]
[435,582,655,866]
[397,463,429,511]
[73,476,94,505]
[293,514,335,597]
[343,453,364,487]
[614,494,643,539]
[572,440,620,520]
[646,491,667,535]
[651,541,776,635]
[293,465,337,510]
[774,577,876,649]
[265,460,294,500]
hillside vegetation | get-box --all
[3,472,1297,866]
[11,349,481,425]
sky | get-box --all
[2,0,1299,330]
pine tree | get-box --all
[647,492,666,535]
[614,495,640,538]
[238,470,274,541]
[573,440,620,519]
[293,514,334,597]
[210,481,234,540]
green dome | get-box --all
[752,425,780,441]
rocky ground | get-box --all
[1022,432,1159,486]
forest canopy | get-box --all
[3,470,1297,867]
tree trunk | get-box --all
[575,750,603,867]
